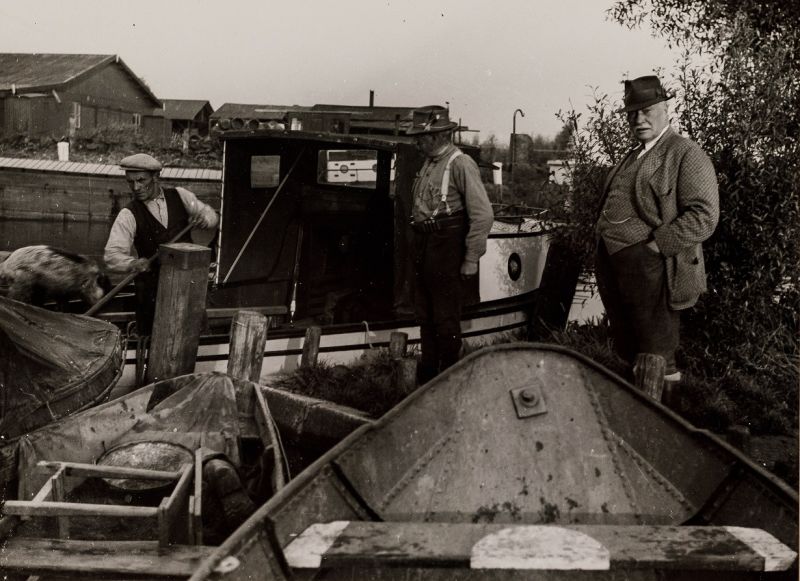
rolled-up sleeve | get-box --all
[177,187,219,229]
[452,156,494,263]
[104,208,139,273]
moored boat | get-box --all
[0,371,369,579]
[190,343,798,580]
[101,115,559,389]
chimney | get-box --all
[369,90,375,108]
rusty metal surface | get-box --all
[335,345,657,525]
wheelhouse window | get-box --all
[318,149,393,189]
[251,155,281,188]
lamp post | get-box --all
[511,108,525,186]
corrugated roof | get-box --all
[0,157,220,181]
[0,53,161,107]
[161,99,213,121]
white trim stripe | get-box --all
[724,526,798,572]
[284,520,349,569]
[470,526,610,570]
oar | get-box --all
[84,223,194,317]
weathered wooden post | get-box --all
[388,331,417,394]
[300,326,321,368]
[633,353,666,402]
[388,331,408,359]
[227,310,269,382]
[145,243,211,384]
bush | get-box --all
[556,0,799,435]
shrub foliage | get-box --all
[558,0,799,433]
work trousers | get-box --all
[134,270,159,336]
[413,220,468,383]
[595,239,680,374]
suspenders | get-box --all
[431,150,463,219]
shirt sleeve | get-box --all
[452,155,494,263]
[176,187,220,229]
[103,208,139,273]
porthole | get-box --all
[508,253,522,281]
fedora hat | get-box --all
[406,105,458,135]
[620,75,674,113]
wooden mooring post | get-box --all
[145,243,211,385]
[389,331,417,394]
[633,353,665,402]
[227,310,269,382]
[300,326,321,368]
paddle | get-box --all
[84,222,194,317]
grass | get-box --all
[270,349,416,417]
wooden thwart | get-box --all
[283,521,798,572]
[4,459,200,548]
[0,538,215,578]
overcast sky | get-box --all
[0,0,677,142]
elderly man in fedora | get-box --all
[595,75,719,386]
[407,106,494,383]
[104,153,219,335]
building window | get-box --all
[72,102,81,129]
[132,113,142,127]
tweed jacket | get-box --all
[601,127,719,309]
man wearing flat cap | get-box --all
[104,153,219,335]
[408,106,494,383]
[595,75,719,386]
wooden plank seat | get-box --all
[0,538,215,579]
[283,521,798,573]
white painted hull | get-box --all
[117,228,550,390]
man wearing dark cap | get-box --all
[407,106,494,383]
[595,75,719,386]
[104,153,218,335]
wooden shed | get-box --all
[161,99,214,137]
[0,53,162,140]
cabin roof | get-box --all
[0,53,161,106]
[210,103,310,120]
[219,129,415,149]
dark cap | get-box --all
[119,153,162,172]
[621,75,674,113]
[406,105,458,135]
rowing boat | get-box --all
[0,372,369,579]
[191,343,798,580]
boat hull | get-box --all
[190,343,798,580]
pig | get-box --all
[0,245,111,310]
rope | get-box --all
[362,320,374,349]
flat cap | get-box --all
[119,153,162,172]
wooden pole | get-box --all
[388,332,408,359]
[84,223,193,316]
[633,353,666,402]
[300,326,321,368]
[227,310,269,382]
[145,243,211,384]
